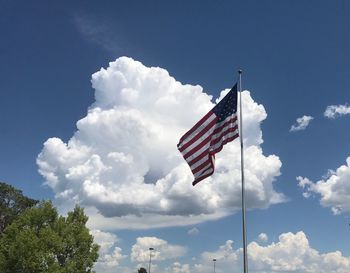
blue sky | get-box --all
[1,1,350,272]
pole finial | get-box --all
[238,69,243,74]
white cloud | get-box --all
[131,236,186,262]
[324,104,350,119]
[257,233,268,242]
[181,231,350,273]
[85,206,229,230]
[90,230,127,272]
[37,57,284,229]
[297,156,350,214]
[247,231,350,273]
[74,14,128,54]
[165,262,191,273]
[290,115,314,132]
[90,230,350,273]
[188,227,199,236]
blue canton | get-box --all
[212,84,238,122]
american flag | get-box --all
[177,84,239,186]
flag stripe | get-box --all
[211,133,239,154]
[180,123,215,156]
[194,162,214,179]
[183,140,211,161]
[192,158,212,174]
[187,147,210,167]
[178,115,218,152]
[181,116,237,157]
[178,111,214,143]
[193,155,214,178]
[212,116,238,135]
[194,169,213,182]
[192,167,214,186]
[189,153,211,171]
[211,126,238,147]
[178,112,216,148]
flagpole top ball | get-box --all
[238,69,243,74]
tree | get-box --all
[0,182,38,233]
[138,267,147,273]
[0,201,99,273]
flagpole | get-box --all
[238,70,248,273]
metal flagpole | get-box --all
[148,247,154,273]
[238,70,248,273]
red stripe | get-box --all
[210,134,239,155]
[195,165,213,178]
[187,149,209,166]
[178,111,214,143]
[179,118,237,159]
[192,155,215,186]
[210,126,238,146]
[183,132,212,159]
[178,117,218,152]
[192,167,214,186]
[191,158,212,175]
[183,116,237,159]
[212,116,237,135]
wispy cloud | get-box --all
[290,115,313,132]
[74,14,128,54]
[187,227,199,236]
[324,104,350,119]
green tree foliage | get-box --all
[138,267,147,273]
[0,201,99,273]
[0,182,38,233]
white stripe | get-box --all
[193,162,212,177]
[190,155,210,171]
[215,114,237,128]
[180,114,236,156]
[181,125,215,157]
[183,116,237,160]
[211,119,238,142]
[183,140,210,163]
[194,167,214,180]
[181,123,216,156]
[210,130,238,152]
[178,113,216,148]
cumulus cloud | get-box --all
[297,156,350,214]
[187,231,350,273]
[37,57,284,229]
[290,115,314,132]
[131,236,186,262]
[324,104,350,119]
[188,227,199,236]
[90,230,127,272]
[257,233,268,242]
[247,231,350,273]
[165,262,191,273]
[90,231,350,273]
